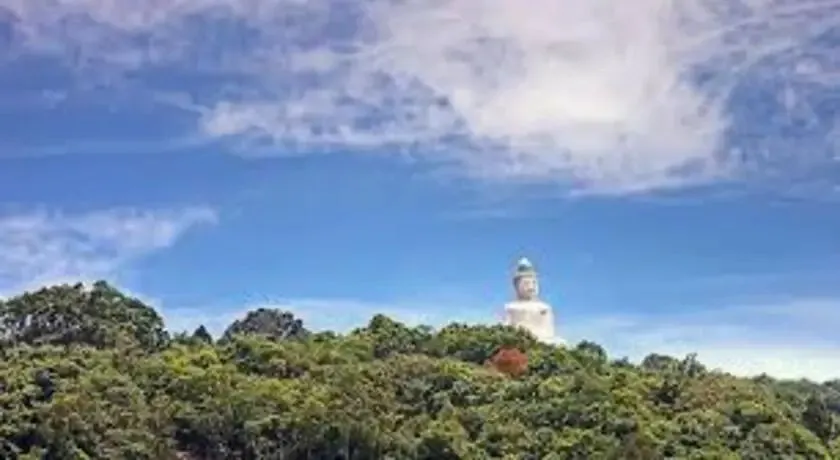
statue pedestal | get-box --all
[503,300,555,343]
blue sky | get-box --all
[1,0,839,380]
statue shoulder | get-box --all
[506,300,550,310]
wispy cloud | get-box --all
[2,0,839,193]
[566,298,840,381]
[0,206,217,295]
[163,295,840,380]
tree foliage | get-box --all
[0,281,167,350]
[191,325,213,344]
[222,307,309,342]
[1,281,839,459]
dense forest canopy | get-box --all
[1,281,840,459]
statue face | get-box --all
[515,275,539,300]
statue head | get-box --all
[513,257,539,301]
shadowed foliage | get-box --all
[1,281,840,459]
[191,325,213,344]
[0,281,168,350]
[221,307,309,342]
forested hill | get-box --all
[1,282,840,459]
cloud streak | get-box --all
[2,0,839,193]
[566,298,840,381]
[0,206,216,295]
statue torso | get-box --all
[504,300,554,341]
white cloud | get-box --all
[2,0,839,193]
[0,206,217,296]
[162,295,840,381]
[566,298,840,381]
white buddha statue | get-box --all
[502,257,556,343]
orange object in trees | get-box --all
[488,346,528,377]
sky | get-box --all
[0,0,839,380]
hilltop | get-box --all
[1,281,839,459]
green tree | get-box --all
[803,394,835,443]
[191,325,213,344]
[0,281,838,459]
[222,308,309,342]
[0,281,167,350]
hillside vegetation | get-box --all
[1,281,840,459]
